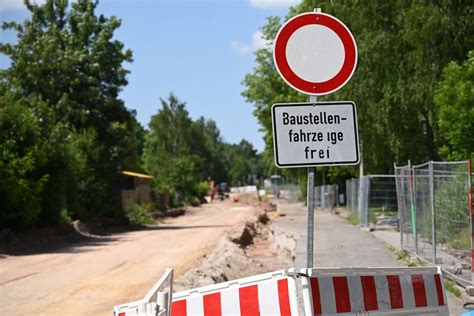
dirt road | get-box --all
[0,200,259,315]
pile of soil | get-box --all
[173,209,297,292]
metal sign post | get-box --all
[306,95,316,268]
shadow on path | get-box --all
[0,224,228,257]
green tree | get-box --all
[143,94,206,205]
[224,140,263,186]
[143,94,265,205]
[192,117,229,183]
[1,0,140,226]
[0,90,51,228]
[435,50,474,160]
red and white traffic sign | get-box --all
[273,12,357,95]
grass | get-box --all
[385,243,424,267]
[444,279,462,298]
[447,226,471,250]
[347,214,359,225]
[368,206,398,224]
[344,206,398,225]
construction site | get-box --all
[1,0,473,315]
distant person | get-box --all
[211,184,219,202]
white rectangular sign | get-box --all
[272,102,360,168]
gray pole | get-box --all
[468,159,473,286]
[307,94,317,268]
[429,160,436,264]
[408,160,418,255]
[394,163,404,251]
[305,6,322,269]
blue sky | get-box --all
[1,0,299,152]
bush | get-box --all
[194,182,210,199]
[0,94,51,229]
[126,204,154,225]
[189,197,201,207]
[58,208,72,225]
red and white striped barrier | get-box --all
[301,267,448,315]
[171,269,299,316]
[114,267,449,316]
[114,268,174,316]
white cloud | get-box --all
[249,0,299,10]
[252,31,270,50]
[0,0,46,11]
[231,41,251,55]
[232,31,270,56]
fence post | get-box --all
[394,163,404,251]
[468,159,473,286]
[352,179,357,217]
[358,176,364,225]
[364,176,371,226]
[409,160,418,255]
[429,160,436,264]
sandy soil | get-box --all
[173,211,296,292]
[0,199,261,315]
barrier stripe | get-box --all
[400,273,415,309]
[434,274,445,305]
[411,275,428,307]
[386,275,404,309]
[277,279,292,316]
[258,278,279,315]
[310,277,322,314]
[347,275,364,312]
[172,299,187,316]
[425,274,439,307]
[360,276,378,311]
[118,313,125,316]
[204,292,221,316]
[187,295,204,315]
[239,285,260,316]
[319,277,337,313]
[221,287,240,315]
[333,276,351,313]
[374,274,391,310]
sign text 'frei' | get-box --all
[272,102,359,168]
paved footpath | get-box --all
[271,199,466,315]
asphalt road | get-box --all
[271,199,466,315]
[272,199,402,268]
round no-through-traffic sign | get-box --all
[273,12,357,95]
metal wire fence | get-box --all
[346,177,359,220]
[394,164,416,254]
[395,160,473,286]
[314,184,338,209]
[345,176,398,226]
[278,184,301,202]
